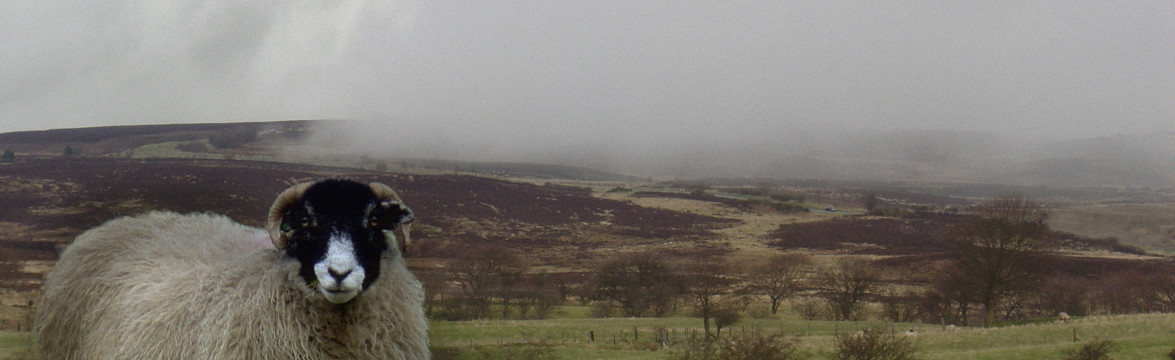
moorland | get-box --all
[1,121,1174,359]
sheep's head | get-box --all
[266,179,415,304]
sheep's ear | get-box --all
[368,182,416,254]
[374,201,415,254]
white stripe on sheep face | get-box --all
[314,232,367,304]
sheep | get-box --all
[1058,312,1071,323]
[35,179,428,359]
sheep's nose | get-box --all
[328,267,352,281]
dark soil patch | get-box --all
[766,217,959,255]
[632,191,753,210]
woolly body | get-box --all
[36,211,429,359]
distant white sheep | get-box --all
[36,179,427,359]
[1058,312,1071,323]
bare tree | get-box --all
[516,272,563,319]
[449,246,528,319]
[712,306,742,339]
[862,192,880,212]
[590,253,680,317]
[684,260,739,339]
[816,258,881,321]
[881,289,923,323]
[747,253,811,315]
[924,273,977,326]
[943,193,1054,326]
[416,270,449,319]
[494,260,528,319]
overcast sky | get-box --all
[2,1,1173,155]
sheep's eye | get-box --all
[286,217,313,230]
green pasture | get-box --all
[428,311,1175,360]
[2,312,1173,359]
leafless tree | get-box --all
[862,192,879,211]
[881,289,923,323]
[590,252,681,317]
[684,260,740,339]
[747,253,811,315]
[815,258,881,321]
[516,272,563,319]
[712,306,742,339]
[924,273,977,326]
[449,246,529,319]
[942,193,1054,327]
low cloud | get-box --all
[3,1,1173,185]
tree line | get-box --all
[422,193,1175,332]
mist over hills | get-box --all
[312,121,1175,188]
[3,121,1173,189]
[746,129,1175,188]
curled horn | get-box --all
[369,182,415,254]
[266,182,313,249]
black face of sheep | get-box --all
[271,179,414,304]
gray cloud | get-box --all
[2,1,1173,175]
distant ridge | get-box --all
[0,120,319,143]
[4,122,1172,188]
[0,120,641,182]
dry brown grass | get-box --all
[1050,204,1175,254]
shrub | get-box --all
[816,259,882,321]
[174,141,209,153]
[474,344,557,360]
[427,296,479,321]
[430,344,558,360]
[669,332,801,360]
[770,193,805,203]
[1061,340,1117,360]
[589,253,681,317]
[881,291,923,323]
[833,326,918,360]
[1030,275,1091,318]
[542,182,592,193]
[795,297,826,321]
[590,302,614,318]
[209,127,258,149]
[429,346,463,360]
[711,306,742,338]
[772,202,809,213]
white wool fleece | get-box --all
[36,211,429,360]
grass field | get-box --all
[426,310,1175,360]
[2,309,1173,359]
[1051,204,1175,254]
[0,331,32,360]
